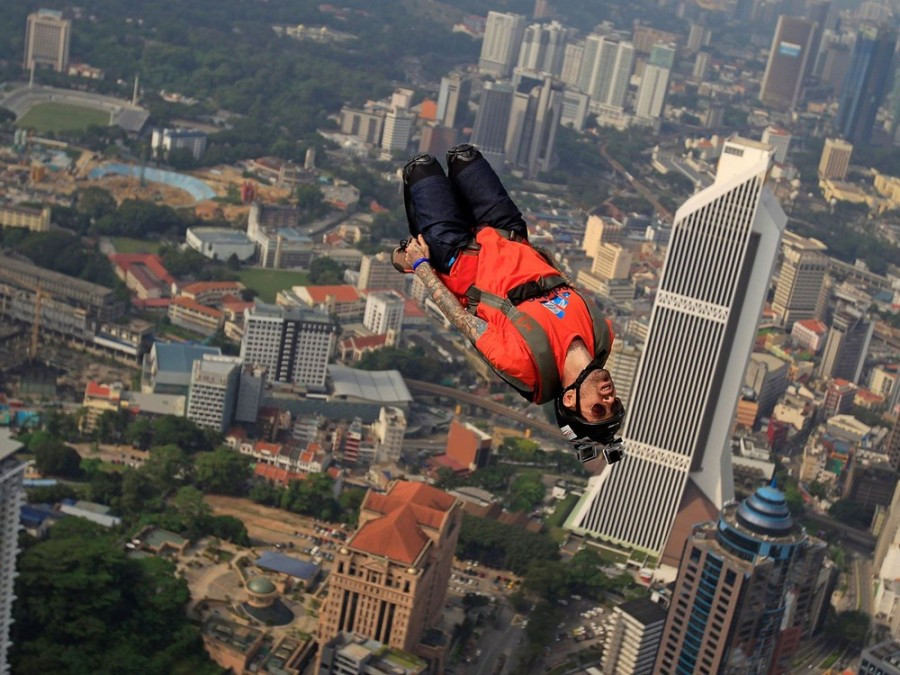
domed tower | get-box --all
[245,576,277,609]
[654,484,827,675]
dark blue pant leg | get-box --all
[407,175,472,274]
[451,157,528,240]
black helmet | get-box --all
[555,358,626,465]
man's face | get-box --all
[563,368,621,422]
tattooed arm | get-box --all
[404,235,487,344]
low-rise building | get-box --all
[109,253,176,300]
[168,297,225,336]
[179,281,245,306]
[791,318,827,353]
[0,203,51,232]
[142,342,222,395]
[277,284,365,321]
[186,227,256,262]
[151,127,208,161]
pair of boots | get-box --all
[393,144,527,274]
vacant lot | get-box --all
[205,494,316,544]
[237,268,309,303]
[111,237,162,254]
[17,102,108,133]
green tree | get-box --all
[308,256,346,285]
[524,559,568,602]
[826,610,870,645]
[173,485,211,524]
[124,417,154,450]
[295,183,327,216]
[75,186,117,225]
[194,447,251,495]
[337,487,367,527]
[507,473,545,513]
[28,431,82,478]
[144,444,192,489]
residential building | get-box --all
[791,318,828,352]
[186,355,242,433]
[316,482,462,670]
[0,204,50,232]
[240,302,336,389]
[692,51,711,83]
[364,291,405,337]
[567,138,786,566]
[559,88,591,131]
[373,406,406,464]
[761,126,792,164]
[436,74,470,129]
[479,11,526,78]
[151,128,207,161]
[823,378,857,417]
[837,24,897,145]
[0,431,26,674]
[278,284,365,322]
[592,242,632,280]
[635,43,676,120]
[605,340,641,410]
[759,16,817,110]
[381,110,415,155]
[517,21,568,77]
[654,485,827,674]
[818,307,874,384]
[818,138,853,180]
[470,82,515,169]
[24,9,70,72]
[772,232,828,328]
[560,41,585,87]
[167,297,224,337]
[633,27,679,54]
[602,598,667,675]
[141,342,221,395]
[579,35,635,110]
[358,252,406,293]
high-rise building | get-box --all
[479,11,526,78]
[636,43,675,120]
[235,364,266,424]
[506,75,563,178]
[316,481,462,670]
[859,639,900,674]
[240,302,337,389]
[759,16,817,110]
[582,214,625,258]
[771,231,828,328]
[358,252,407,294]
[837,23,897,145]
[560,41,585,86]
[567,137,786,565]
[578,35,635,110]
[654,485,826,674]
[692,50,711,83]
[818,307,874,384]
[186,355,242,433]
[381,110,415,155]
[339,107,384,145]
[517,21,568,76]
[745,352,789,417]
[373,406,406,464]
[605,340,642,410]
[601,598,667,674]
[592,242,632,280]
[818,137,853,180]
[363,290,405,337]
[436,74,470,129]
[687,22,709,53]
[559,88,591,131]
[761,126,792,163]
[470,82,514,169]
[24,9,71,72]
[0,431,26,673]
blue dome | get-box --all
[736,485,794,536]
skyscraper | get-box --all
[381,110,415,155]
[654,485,826,674]
[436,74,470,129]
[818,137,853,179]
[186,354,242,433]
[471,82,514,169]
[759,16,817,110]
[635,44,676,120]
[578,35,635,110]
[517,20,568,77]
[506,75,563,178]
[0,431,26,673]
[837,23,897,145]
[817,307,874,384]
[24,9,71,72]
[478,11,526,78]
[771,231,828,328]
[566,137,786,566]
[316,481,461,671]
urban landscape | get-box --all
[0,0,898,673]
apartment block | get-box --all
[602,598,667,674]
[186,355,242,433]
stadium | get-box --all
[1,84,149,134]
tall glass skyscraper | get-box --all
[837,23,897,145]
[565,137,786,567]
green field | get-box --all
[111,237,162,254]
[237,268,309,303]
[17,102,109,133]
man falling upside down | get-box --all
[393,144,626,470]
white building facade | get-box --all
[0,432,25,674]
[186,355,242,433]
[478,11,526,78]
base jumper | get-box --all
[394,144,626,468]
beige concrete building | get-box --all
[317,481,461,671]
[0,204,51,232]
[818,138,853,180]
[582,214,624,259]
[592,242,632,281]
[605,340,641,409]
[24,9,70,72]
[771,232,828,328]
[358,252,407,293]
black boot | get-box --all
[446,144,528,240]
[402,154,445,237]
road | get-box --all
[803,510,876,550]
[473,606,518,675]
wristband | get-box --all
[412,257,430,271]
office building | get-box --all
[339,106,384,145]
[869,364,900,409]
[363,291,405,337]
[654,485,826,674]
[567,138,786,565]
[505,75,563,178]
[559,88,591,132]
[0,431,26,673]
[517,21,568,77]
[687,22,708,53]
[605,341,641,410]
[24,9,70,72]
[357,252,407,294]
[373,406,406,464]
[317,481,462,670]
[240,302,336,389]
[0,204,51,233]
[479,11,526,78]
[582,214,625,258]
[859,639,900,674]
[235,364,266,424]
[592,242,632,280]
[602,598,667,675]
[761,126,791,164]
[186,355,242,433]
[470,82,514,169]
[445,419,492,471]
[771,232,828,328]
[818,307,874,384]
[837,24,897,145]
[578,35,634,110]
[635,44,675,120]
[141,343,221,396]
[745,352,789,418]
[381,110,415,155]
[818,137,853,180]
[436,74,470,129]
[151,128,207,161]
[561,41,585,86]
[759,16,816,110]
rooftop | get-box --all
[302,284,363,304]
[170,296,225,319]
[152,342,221,374]
[618,597,668,625]
[328,365,411,404]
[256,550,321,580]
[186,226,252,244]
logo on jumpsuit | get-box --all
[541,290,570,319]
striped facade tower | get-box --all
[565,137,786,571]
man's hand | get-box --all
[404,235,430,268]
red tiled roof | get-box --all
[340,334,388,350]
[303,285,362,304]
[403,299,425,317]
[254,463,307,484]
[254,441,282,456]
[428,454,468,474]
[85,381,112,399]
[226,427,247,439]
[795,319,827,334]
[132,297,172,309]
[169,296,225,319]
[109,253,175,286]
[181,281,244,295]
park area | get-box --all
[16,102,108,133]
[237,268,309,302]
[111,237,162,254]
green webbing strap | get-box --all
[581,293,612,364]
